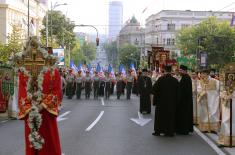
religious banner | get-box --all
[219,63,235,147]
[0,64,14,113]
[14,36,62,154]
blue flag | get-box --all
[77,62,82,71]
[108,64,112,73]
[96,63,101,73]
[70,59,78,73]
[70,60,74,68]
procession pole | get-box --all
[205,84,211,132]
[206,97,211,132]
[195,78,198,125]
[229,98,233,147]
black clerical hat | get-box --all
[180,65,187,71]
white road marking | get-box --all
[86,111,104,131]
[101,97,105,106]
[194,126,226,155]
[0,120,8,123]
[57,111,71,122]
[130,112,152,126]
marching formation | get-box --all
[60,64,138,101]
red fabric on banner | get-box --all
[0,78,6,112]
[25,109,61,155]
[18,68,62,155]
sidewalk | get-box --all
[194,126,234,155]
[206,133,235,155]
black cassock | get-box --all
[152,74,178,135]
[176,74,193,134]
[138,75,152,113]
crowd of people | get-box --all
[151,64,234,147]
[59,68,139,100]
[58,63,234,147]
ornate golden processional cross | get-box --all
[16,38,46,92]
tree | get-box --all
[70,40,86,65]
[103,41,118,68]
[81,42,96,64]
[176,17,235,68]
[0,25,23,63]
[41,10,76,49]
[119,43,140,68]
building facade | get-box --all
[118,16,145,62]
[145,10,234,60]
[108,1,123,41]
[0,0,47,43]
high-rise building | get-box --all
[0,0,47,43]
[108,1,123,41]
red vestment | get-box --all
[18,68,62,155]
[0,78,7,113]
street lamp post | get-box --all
[46,2,67,47]
[67,24,99,66]
[75,24,99,46]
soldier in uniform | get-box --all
[66,69,75,99]
[84,71,92,99]
[126,70,134,99]
[104,72,112,99]
[116,73,123,99]
[99,76,105,97]
[93,71,100,99]
[75,70,84,99]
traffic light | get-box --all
[96,37,99,46]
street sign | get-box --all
[200,52,207,67]
[53,48,65,66]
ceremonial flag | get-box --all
[77,62,82,71]
[108,64,112,73]
[70,60,77,74]
[96,63,101,73]
[119,64,126,77]
[86,64,93,75]
[129,62,136,76]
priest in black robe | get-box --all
[138,69,152,114]
[152,65,178,137]
[175,65,193,135]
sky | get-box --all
[50,0,235,35]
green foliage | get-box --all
[81,42,96,64]
[103,41,118,68]
[70,40,87,65]
[41,10,76,49]
[119,43,140,68]
[0,25,23,63]
[176,17,235,68]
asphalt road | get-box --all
[0,95,223,155]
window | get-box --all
[167,38,171,45]
[163,38,166,45]
[172,39,175,45]
[167,23,175,31]
[181,24,190,29]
